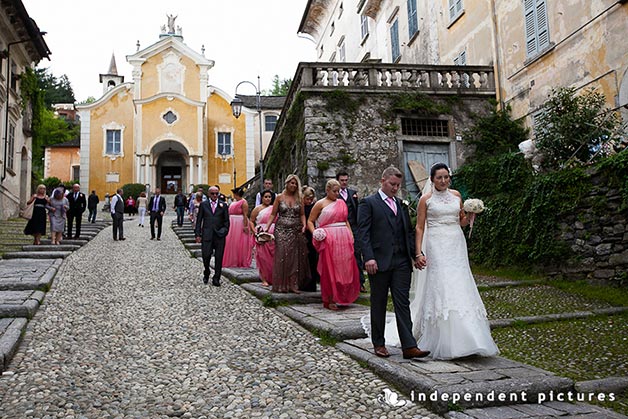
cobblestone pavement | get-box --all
[0,215,439,419]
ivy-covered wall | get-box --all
[264,89,493,196]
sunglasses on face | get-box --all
[209,192,219,195]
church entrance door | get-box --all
[161,166,182,193]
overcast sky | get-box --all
[23,0,316,102]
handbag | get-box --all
[20,200,34,220]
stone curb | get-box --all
[476,279,546,289]
[575,376,628,394]
[0,317,27,372]
[2,251,72,259]
[489,306,628,329]
[277,306,367,340]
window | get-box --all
[360,14,369,40]
[339,2,344,18]
[265,115,277,132]
[318,45,324,58]
[106,129,122,155]
[330,22,335,36]
[401,118,449,137]
[390,19,400,62]
[524,0,550,58]
[72,165,80,182]
[162,110,177,124]
[338,37,346,62]
[407,0,418,38]
[448,0,464,22]
[10,61,18,91]
[453,50,467,65]
[217,132,232,156]
[7,123,15,170]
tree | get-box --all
[263,75,291,96]
[35,68,75,107]
[535,87,625,170]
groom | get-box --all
[357,166,430,359]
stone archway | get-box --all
[19,146,29,205]
[151,140,189,194]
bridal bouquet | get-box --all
[312,228,327,242]
[463,198,485,238]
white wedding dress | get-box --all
[362,186,499,360]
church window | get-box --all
[217,132,232,156]
[106,129,122,155]
[163,111,177,124]
[265,115,278,132]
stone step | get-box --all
[0,290,46,319]
[40,239,88,246]
[184,243,201,250]
[2,251,72,259]
[22,245,81,252]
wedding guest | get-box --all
[195,186,230,286]
[249,189,276,286]
[110,189,125,241]
[148,188,166,240]
[412,162,498,359]
[87,190,99,223]
[255,178,274,206]
[136,192,148,227]
[189,192,203,226]
[307,179,360,310]
[222,187,253,268]
[23,184,49,245]
[267,174,310,293]
[302,186,319,291]
[173,191,188,227]
[125,195,136,215]
[66,183,86,239]
[48,188,69,245]
[336,170,366,292]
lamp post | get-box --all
[230,76,263,194]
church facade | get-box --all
[77,22,255,197]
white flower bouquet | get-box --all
[463,198,485,238]
[463,198,485,214]
[312,228,327,242]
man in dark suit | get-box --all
[336,170,366,292]
[67,183,87,238]
[148,188,167,240]
[195,186,230,286]
[357,166,429,360]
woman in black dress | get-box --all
[23,184,49,245]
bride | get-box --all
[365,162,498,360]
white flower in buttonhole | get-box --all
[463,198,485,238]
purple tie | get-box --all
[153,196,159,211]
[211,201,217,214]
[386,197,397,216]
[341,189,348,200]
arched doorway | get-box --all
[19,146,29,205]
[151,140,189,194]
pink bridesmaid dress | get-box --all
[222,199,253,268]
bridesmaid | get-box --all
[249,189,276,286]
[267,174,310,293]
[307,179,360,310]
[222,187,253,268]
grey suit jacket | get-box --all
[194,200,230,242]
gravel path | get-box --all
[0,216,438,419]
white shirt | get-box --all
[110,194,121,214]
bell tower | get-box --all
[99,52,125,95]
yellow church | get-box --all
[76,19,257,197]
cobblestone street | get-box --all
[0,216,436,419]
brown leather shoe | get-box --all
[402,347,430,359]
[374,346,390,358]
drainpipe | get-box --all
[489,0,505,110]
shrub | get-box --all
[121,183,146,199]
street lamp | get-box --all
[230,77,264,195]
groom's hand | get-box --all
[365,259,378,275]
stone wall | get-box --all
[555,167,628,283]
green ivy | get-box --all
[388,92,452,116]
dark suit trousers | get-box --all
[150,213,163,238]
[112,213,124,239]
[369,253,417,349]
[67,212,82,237]
[202,238,225,280]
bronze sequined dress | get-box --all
[272,200,310,292]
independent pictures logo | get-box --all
[378,388,408,407]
